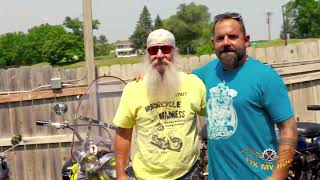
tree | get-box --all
[154,14,163,29]
[96,34,108,44]
[196,22,214,56]
[163,3,211,54]
[63,16,100,37]
[130,6,153,50]
[26,24,84,65]
[94,44,114,56]
[0,32,29,66]
[283,0,320,38]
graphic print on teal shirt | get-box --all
[207,81,238,140]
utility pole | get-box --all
[282,0,294,46]
[266,12,273,41]
[83,0,96,83]
[282,5,287,45]
[82,0,99,137]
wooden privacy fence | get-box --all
[0,41,319,179]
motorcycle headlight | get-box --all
[80,153,99,174]
[97,153,117,179]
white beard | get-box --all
[144,58,181,102]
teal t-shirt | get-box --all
[193,57,293,180]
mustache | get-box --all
[219,46,236,53]
[151,59,170,66]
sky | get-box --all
[0,0,292,43]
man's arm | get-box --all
[115,127,133,180]
[269,117,297,180]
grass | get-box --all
[64,55,144,69]
[32,55,144,69]
[251,38,320,48]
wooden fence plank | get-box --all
[24,145,37,180]
[283,71,320,84]
[0,86,87,104]
[0,103,11,138]
[48,143,61,180]
[266,47,278,64]
[311,80,320,123]
[275,62,320,75]
[110,64,121,77]
[297,43,313,61]
[255,48,267,63]
[0,68,12,138]
[199,54,211,66]
[189,56,200,73]
[36,144,50,180]
[12,145,25,180]
[247,47,256,58]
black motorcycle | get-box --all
[288,105,320,180]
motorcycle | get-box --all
[0,135,22,180]
[35,75,135,180]
[198,124,208,180]
[287,105,320,180]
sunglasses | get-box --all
[147,45,173,55]
[214,12,242,23]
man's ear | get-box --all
[211,37,215,45]
[244,35,250,48]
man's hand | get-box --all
[270,117,297,180]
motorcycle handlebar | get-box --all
[36,118,116,144]
[307,105,320,111]
[35,120,68,129]
[35,120,52,126]
[77,116,116,130]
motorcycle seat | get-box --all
[297,122,320,139]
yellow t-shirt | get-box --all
[113,72,206,180]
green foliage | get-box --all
[96,34,108,44]
[94,35,112,56]
[154,14,163,29]
[0,16,112,67]
[27,24,84,65]
[0,24,84,66]
[94,44,114,56]
[284,0,320,38]
[163,3,211,54]
[196,23,214,56]
[63,16,100,37]
[0,32,29,66]
[130,6,153,50]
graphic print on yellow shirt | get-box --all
[113,72,206,180]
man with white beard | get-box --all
[113,29,206,180]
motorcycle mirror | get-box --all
[54,103,68,115]
[11,134,22,145]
